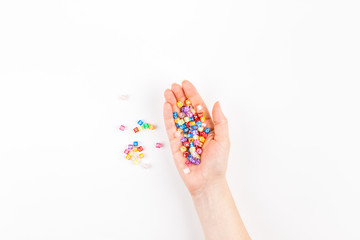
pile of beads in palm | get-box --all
[173,99,210,167]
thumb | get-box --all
[211,101,229,143]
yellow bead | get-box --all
[133,147,138,152]
[190,109,196,114]
[175,118,180,123]
[189,121,196,126]
[177,101,184,108]
[126,155,132,160]
[128,151,134,156]
[193,135,199,140]
[184,117,190,123]
[149,124,155,130]
[133,159,139,165]
[189,147,196,153]
[188,138,194,143]
[179,119,185,125]
[199,136,205,142]
[198,142,204,147]
[139,153,144,159]
[185,99,191,105]
[180,146,187,152]
[200,117,206,123]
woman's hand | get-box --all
[163,80,230,196]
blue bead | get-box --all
[189,142,195,148]
[204,127,210,133]
[187,133,193,138]
[180,124,186,130]
[190,126,197,131]
[175,123,180,128]
[196,121,202,127]
[189,116,194,121]
[187,154,192,159]
[137,120,143,126]
[183,127,189,133]
[133,141,138,146]
[173,112,178,119]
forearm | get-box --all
[191,178,251,240]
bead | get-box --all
[149,124,155,130]
[137,120,144,126]
[185,160,192,167]
[184,117,190,123]
[133,147,138,152]
[186,133,193,139]
[183,167,190,174]
[182,106,189,113]
[179,124,186,130]
[133,127,139,133]
[120,94,128,100]
[197,127,204,132]
[185,99,191,105]
[188,138,194,143]
[126,155,132,160]
[156,143,162,148]
[202,122,207,127]
[183,151,190,158]
[186,111,193,117]
[128,151,134,156]
[193,135,199,140]
[200,132,208,138]
[189,116,195,122]
[178,119,185,125]
[119,125,125,131]
[194,159,201,165]
[180,146,187,152]
[196,105,202,111]
[138,146,143,152]
[200,117,206,123]
[179,112,186,118]
[139,153,144,159]
[199,136,205,143]
[198,142,204,148]
[124,149,130,154]
[183,142,190,148]
[128,144,133,150]
[194,115,199,121]
[183,127,189,133]
[189,147,196,153]
[189,142,195,148]
[189,121,196,127]
[175,131,181,138]
[180,137,188,143]
[133,141,138,147]
[176,101,184,108]
[196,148,202,154]
[133,159,139,165]
[204,127,210,134]
[194,139,200,146]
[142,162,151,169]
[196,121,202,127]
[190,109,196,115]
[192,130,199,135]
[173,112,178,119]
[143,123,149,129]
[197,112,203,118]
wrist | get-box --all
[190,177,228,201]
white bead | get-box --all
[142,162,151,169]
[120,94,128,100]
[196,105,202,111]
[202,122,207,127]
[183,167,190,174]
[175,131,181,138]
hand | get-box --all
[163,80,230,196]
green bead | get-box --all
[143,123,149,129]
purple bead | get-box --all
[194,159,201,165]
[191,130,199,135]
[182,106,189,113]
[189,157,196,164]
[180,137,188,143]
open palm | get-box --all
[163,80,230,195]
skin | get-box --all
[163,80,251,240]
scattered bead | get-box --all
[156,143,162,148]
[119,125,125,131]
[137,120,144,126]
[120,95,128,100]
[133,127,139,133]
[133,141,138,147]
[183,167,190,174]
[138,146,143,152]
[196,105,202,111]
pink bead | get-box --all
[175,131,181,138]
[196,148,202,154]
[119,125,125,131]
[156,143,162,148]
[124,149,130,154]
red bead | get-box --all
[183,151,190,158]
[200,132,208,138]
[138,146,143,152]
[185,122,190,127]
[197,112,203,117]
[194,115,199,121]
[183,142,190,148]
[185,160,192,167]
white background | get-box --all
[0,0,359,239]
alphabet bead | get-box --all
[177,101,184,108]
